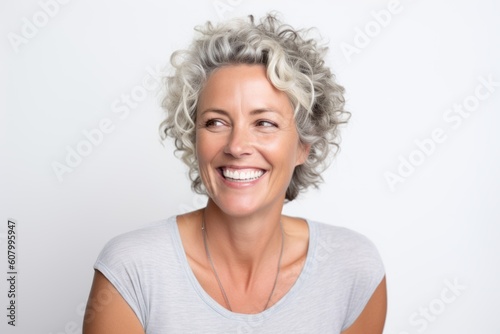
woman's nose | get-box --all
[223,126,254,158]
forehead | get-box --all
[197,64,293,116]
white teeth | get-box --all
[222,168,264,181]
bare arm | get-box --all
[83,270,145,334]
[342,276,387,334]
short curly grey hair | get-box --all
[160,13,349,201]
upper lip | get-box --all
[218,165,267,171]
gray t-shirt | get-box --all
[94,216,385,333]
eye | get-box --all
[205,119,225,128]
[256,120,278,128]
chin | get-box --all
[211,193,284,218]
[209,195,259,216]
[219,203,260,218]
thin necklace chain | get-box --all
[201,214,284,312]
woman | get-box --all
[83,14,387,333]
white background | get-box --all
[1,0,499,333]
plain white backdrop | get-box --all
[1,0,499,333]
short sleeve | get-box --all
[340,231,385,330]
[94,230,153,328]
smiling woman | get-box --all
[83,13,386,334]
[196,64,309,218]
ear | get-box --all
[295,142,311,166]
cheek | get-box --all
[195,137,216,194]
[195,132,210,160]
[277,133,304,165]
[195,133,222,169]
[259,138,301,169]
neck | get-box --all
[202,199,284,271]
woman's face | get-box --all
[196,64,309,217]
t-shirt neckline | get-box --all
[169,215,317,321]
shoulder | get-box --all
[95,216,177,269]
[307,219,385,281]
[91,217,178,329]
[306,220,386,330]
[309,220,381,254]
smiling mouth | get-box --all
[219,167,266,182]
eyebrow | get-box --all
[250,108,279,116]
[199,108,280,117]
